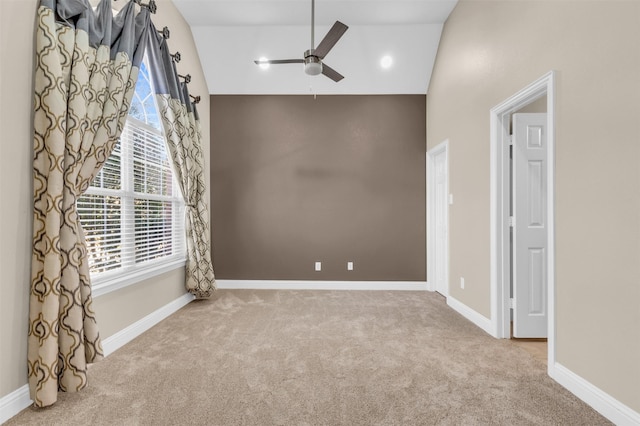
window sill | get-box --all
[92,258,186,298]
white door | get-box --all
[428,142,449,296]
[512,113,548,338]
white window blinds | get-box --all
[77,61,185,284]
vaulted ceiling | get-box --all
[173,0,458,95]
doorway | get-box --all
[427,140,449,296]
[490,71,556,371]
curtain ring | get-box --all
[157,26,170,39]
[134,0,157,13]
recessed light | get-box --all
[380,55,393,69]
[258,57,270,70]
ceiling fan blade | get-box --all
[314,21,348,59]
[321,63,344,82]
[254,59,304,65]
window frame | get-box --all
[81,61,186,298]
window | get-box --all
[78,61,185,294]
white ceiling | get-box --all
[172,0,458,95]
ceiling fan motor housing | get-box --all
[304,49,323,76]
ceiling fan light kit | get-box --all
[254,0,348,82]
[304,51,323,76]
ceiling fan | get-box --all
[254,0,349,82]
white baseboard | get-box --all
[102,292,195,356]
[215,280,428,291]
[550,362,640,426]
[0,385,32,425]
[446,295,493,336]
[0,292,194,424]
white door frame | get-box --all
[427,140,449,295]
[489,71,556,369]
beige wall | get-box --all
[0,0,210,399]
[428,0,639,411]
[210,95,426,281]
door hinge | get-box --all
[508,135,514,146]
[509,216,514,227]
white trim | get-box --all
[489,71,556,369]
[426,140,449,296]
[0,385,32,425]
[92,258,186,298]
[426,151,431,292]
[102,292,194,356]
[215,280,428,291]
[550,363,640,426]
[546,73,557,371]
[446,295,493,336]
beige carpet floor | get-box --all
[8,290,610,425]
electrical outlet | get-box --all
[315,261,322,272]
[347,261,354,271]
[460,277,465,289]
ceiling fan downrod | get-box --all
[305,0,322,76]
[311,0,315,52]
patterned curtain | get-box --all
[145,23,216,298]
[30,0,150,407]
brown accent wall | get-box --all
[211,95,426,281]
